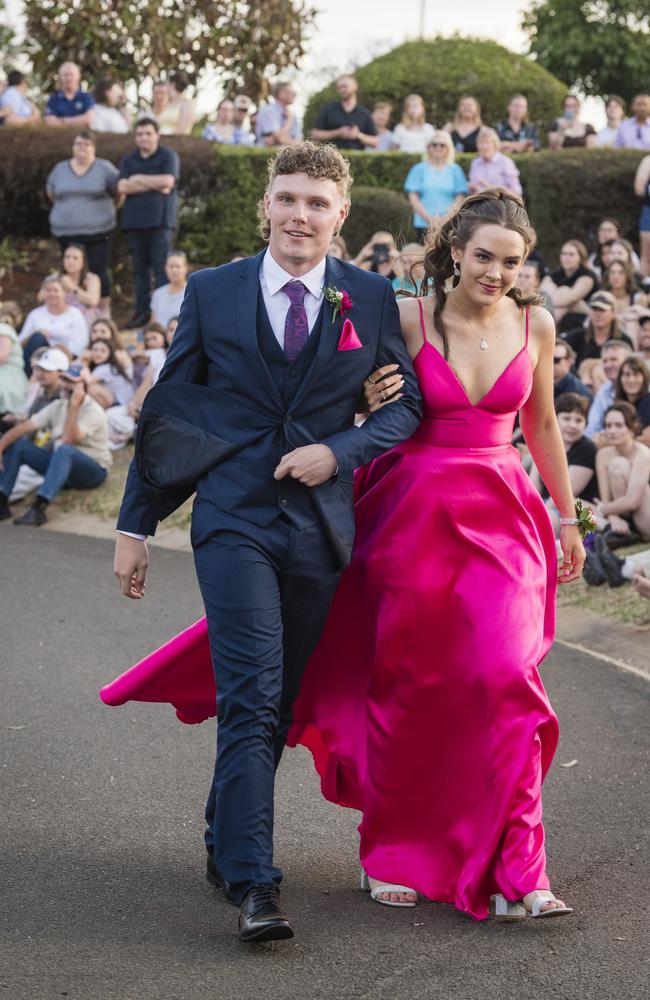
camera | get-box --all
[371,242,391,267]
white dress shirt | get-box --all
[119,250,328,541]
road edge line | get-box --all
[555,638,649,682]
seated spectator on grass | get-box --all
[494,94,539,153]
[0,363,111,527]
[0,302,23,333]
[392,243,425,296]
[585,339,633,442]
[596,96,626,148]
[588,218,623,276]
[150,251,188,329]
[0,320,27,420]
[404,131,468,242]
[547,94,596,149]
[468,127,522,195]
[165,316,179,346]
[311,74,377,150]
[85,339,134,409]
[561,292,634,367]
[38,245,103,329]
[91,77,131,133]
[552,340,591,401]
[45,62,94,127]
[203,98,255,145]
[530,392,597,536]
[637,314,650,362]
[367,102,393,152]
[594,402,650,541]
[602,259,648,343]
[615,356,650,445]
[578,357,607,398]
[46,131,119,313]
[600,238,643,277]
[161,72,195,136]
[19,276,89,373]
[444,95,482,153]
[615,93,650,150]
[391,94,435,154]
[327,235,349,260]
[541,240,599,331]
[0,70,41,127]
[88,318,132,375]
[256,82,302,147]
[517,260,553,314]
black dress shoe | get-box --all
[124,312,150,329]
[238,884,294,943]
[595,534,626,587]
[582,550,606,586]
[13,502,48,526]
[0,494,11,521]
[206,854,235,901]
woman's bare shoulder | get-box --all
[398,295,429,356]
[528,303,555,341]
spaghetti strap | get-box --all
[417,299,427,347]
[524,306,529,347]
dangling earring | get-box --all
[453,259,460,278]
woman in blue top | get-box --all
[403,130,468,242]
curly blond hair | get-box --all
[257,141,353,241]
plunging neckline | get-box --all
[419,339,530,408]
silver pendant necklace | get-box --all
[467,318,489,350]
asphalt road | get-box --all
[1,528,648,1000]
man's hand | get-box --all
[114,534,149,599]
[274,445,338,487]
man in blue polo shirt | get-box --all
[117,117,180,328]
[44,62,94,127]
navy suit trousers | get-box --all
[194,515,341,903]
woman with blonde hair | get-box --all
[403,130,469,241]
[444,94,482,152]
[468,127,522,195]
[391,93,435,153]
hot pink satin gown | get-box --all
[102,304,559,920]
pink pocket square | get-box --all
[337,318,363,351]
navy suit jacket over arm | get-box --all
[117,251,421,564]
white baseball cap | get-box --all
[34,348,71,372]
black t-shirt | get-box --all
[542,436,597,502]
[450,126,480,153]
[118,145,180,230]
[550,265,598,293]
[313,101,377,150]
[634,392,650,428]
[561,325,634,367]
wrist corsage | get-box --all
[559,499,598,540]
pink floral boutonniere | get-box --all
[324,284,353,324]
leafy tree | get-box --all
[522,0,650,103]
[0,0,17,55]
[22,0,316,101]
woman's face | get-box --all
[165,255,187,285]
[610,241,630,264]
[144,330,165,350]
[560,243,581,272]
[604,410,633,447]
[598,221,618,244]
[455,224,525,305]
[620,364,644,400]
[91,323,112,342]
[459,97,477,120]
[557,410,586,445]
[477,135,496,160]
[44,282,65,311]
[153,83,169,108]
[563,97,580,119]
[63,247,84,275]
[105,84,121,108]
[607,262,626,290]
[405,96,423,120]
[217,100,234,124]
[71,136,95,163]
[91,340,110,365]
[427,139,447,162]
[166,318,178,343]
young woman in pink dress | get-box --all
[102,189,585,921]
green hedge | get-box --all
[0,130,645,269]
[303,37,568,136]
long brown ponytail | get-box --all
[421,188,543,360]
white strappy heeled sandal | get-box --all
[360,868,417,908]
[490,891,573,920]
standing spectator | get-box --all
[255,82,302,147]
[91,78,131,133]
[468,127,522,195]
[444,95,482,153]
[615,93,650,150]
[19,276,89,370]
[368,102,394,152]
[44,62,94,127]
[561,292,633,367]
[117,118,180,329]
[0,320,27,416]
[202,99,254,145]
[311,74,377,150]
[633,153,650,278]
[391,94,435,154]
[494,94,539,153]
[596,96,626,147]
[552,340,592,401]
[150,251,188,329]
[595,402,650,540]
[517,260,553,314]
[615,356,650,444]
[46,131,119,314]
[149,79,170,126]
[547,94,596,149]
[585,340,633,441]
[0,70,41,127]
[327,235,349,260]
[403,131,468,242]
[157,72,194,136]
[637,314,650,362]
[38,245,103,329]
[541,240,599,329]
[232,95,254,139]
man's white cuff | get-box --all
[118,530,147,541]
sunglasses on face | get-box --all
[553,356,567,363]
[429,143,446,148]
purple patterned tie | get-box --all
[283,281,309,363]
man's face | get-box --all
[632,95,650,121]
[135,125,159,156]
[589,305,614,330]
[34,368,61,388]
[336,77,357,101]
[606,99,624,123]
[373,107,390,130]
[602,347,627,382]
[517,263,540,294]
[508,96,527,119]
[264,172,348,273]
[59,63,80,93]
[638,323,650,352]
[278,86,295,107]
[553,345,572,383]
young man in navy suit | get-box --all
[114,142,421,941]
